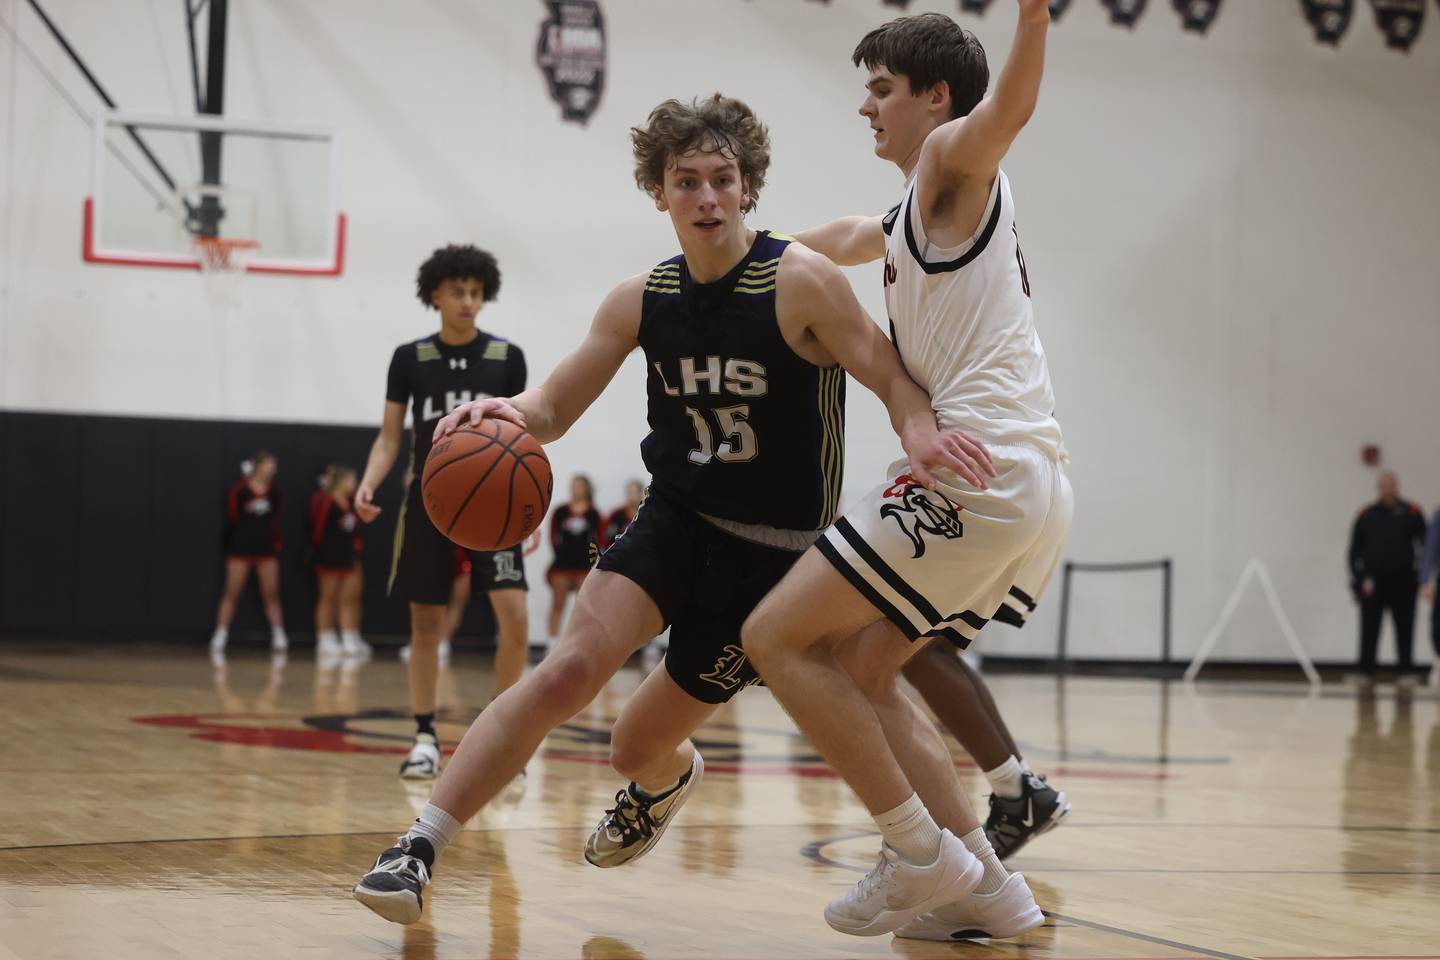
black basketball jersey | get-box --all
[639,231,845,531]
[386,331,526,473]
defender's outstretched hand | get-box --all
[432,397,528,442]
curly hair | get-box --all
[415,244,501,308]
[853,13,989,120]
[630,94,771,212]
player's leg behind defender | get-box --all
[900,503,1073,862]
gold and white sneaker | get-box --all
[584,749,702,867]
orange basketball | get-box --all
[421,420,552,551]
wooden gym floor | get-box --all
[0,640,1437,960]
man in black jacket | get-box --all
[1348,471,1427,682]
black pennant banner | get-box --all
[1102,0,1149,28]
[1173,0,1222,32]
[880,0,913,7]
[1300,0,1355,43]
[535,1,606,125]
[959,0,996,13]
[1049,0,1074,19]
[1368,0,1425,50]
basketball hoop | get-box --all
[192,235,258,308]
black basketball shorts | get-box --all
[595,488,804,705]
[389,488,527,605]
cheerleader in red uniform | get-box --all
[311,466,370,659]
[210,451,288,658]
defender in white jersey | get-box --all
[740,0,1067,940]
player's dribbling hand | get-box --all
[355,484,382,523]
[904,426,996,491]
[432,397,528,442]
[1421,583,1434,602]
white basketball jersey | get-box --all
[882,169,1065,461]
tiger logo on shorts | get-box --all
[879,474,964,559]
[700,644,761,694]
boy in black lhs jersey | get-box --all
[354,244,531,780]
[351,94,991,926]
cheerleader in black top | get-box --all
[210,451,288,658]
[546,474,602,639]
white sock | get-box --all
[961,826,1008,895]
[319,629,340,648]
[210,627,228,646]
[341,629,363,647]
[271,627,288,643]
[985,756,1025,799]
[874,793,943,865]
[406,802,464,861]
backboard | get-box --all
[83,110,345,276]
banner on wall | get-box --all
[1049,0,1074,19]
[1173,0,1222,32]
[959,0,996,12]
[535,1,606,125]
[1300,0,1355,44]
[1102,0,1149,28]
[1368,0,1426,50]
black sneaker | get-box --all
[583,749,703,867]
[984,772,1070,861]
[352,836,433,924]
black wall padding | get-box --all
[0,410,498,643]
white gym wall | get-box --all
[2,0,1437,661]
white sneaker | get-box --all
[209,632,227,657]
[317,633,344,659]
[824,829,983,937]
[894,872,1045,941]
[271,632,289,653]
[342,633,373,659]
[399,733,441,780]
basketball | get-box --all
[421,420,552,551]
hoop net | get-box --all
[192,236,258,308]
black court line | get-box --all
[1047,912,1255,960]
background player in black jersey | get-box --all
[352,93,990,926]
[546,474,601,640]
[355,245,531,780]
[210,451,289,660]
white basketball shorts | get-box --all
[815,444,1073,648]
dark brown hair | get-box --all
[853,13,989,120]
[630,94,771,212]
